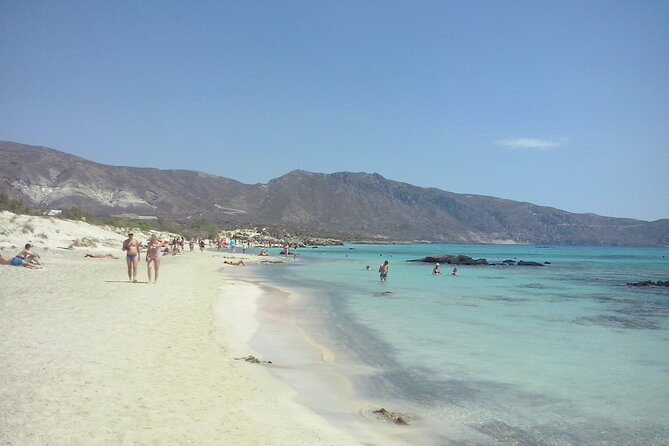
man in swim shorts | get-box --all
[0,255,38,269]
[16,243,43,266]
[379,260,389,281]
[122,233,141,282]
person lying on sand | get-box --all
[0,255,40,269]
[223,260,245,266]
[84,253,119,259]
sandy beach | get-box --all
[0,213,373,445]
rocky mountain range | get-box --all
[2,141,667,245]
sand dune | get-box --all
[0,211,159,253]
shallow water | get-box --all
[243,244,669,445]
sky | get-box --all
[1,1,667,221]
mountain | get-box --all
[2,141,667,245]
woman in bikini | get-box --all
[146,234,162,284]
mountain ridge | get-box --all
[2,141,667,245]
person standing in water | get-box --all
[432,263,441,275]
[146,234,162,284]
[379,260,389,281]
[122,233,141,282]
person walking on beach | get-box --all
[145,234,162,284]
[122,233,141,283]
[379,260,389,281]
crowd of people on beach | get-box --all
[0,232,246,283]
[122,233,192,284]
[116,233,299,283]
[116,234,276,284]
[2,234,461,286]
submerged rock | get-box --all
[517,260,545,267]
[578,315,659,330]
[372,408,408,425]
[626,280,669,288]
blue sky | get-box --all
[1,1,667,221]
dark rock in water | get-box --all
[517,260,544,267]
[579,315,659,330]
[409,255,551,267]
[523,283,547,289]
[410,254,488,265]
[626,280,669,288]
[372,408,408,425]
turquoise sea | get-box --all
[237,244,669,445]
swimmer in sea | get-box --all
[432,263,441,275]
[122,233,141,282]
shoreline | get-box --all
[3,224,668,446]
[213,273,368,445]
[236,265,431,446]
[0,247,368,445]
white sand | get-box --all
[0,214,370,445]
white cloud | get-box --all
[493,137,567,151]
